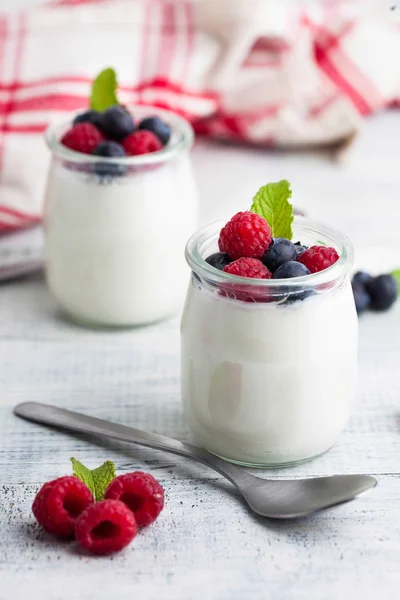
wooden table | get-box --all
[1,113,400,600]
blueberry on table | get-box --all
[101,105,135,139]
[352,271,373,287]
[262,238,297,272]
[352,281,370,314]
[139,116,171,145]
[365,274,398,311]
[205,252,232,271]
[92,140,127,176]
[273,260,310,279]
[73,110,103,129]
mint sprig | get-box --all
[90,67,119,112]
[391,270,400,292]
[250,180,293,239]
[71,457,116,501]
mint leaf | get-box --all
[91,461,116,500]
[391,269,400,292]
[71,458,116,501]
[90,67,118,111]
[250,180,293,239]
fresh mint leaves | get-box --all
[71,457,116,501]
[90,67,119,112]
[250,180,293,239]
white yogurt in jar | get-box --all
[45,157,198,326]
[181,276,358,466]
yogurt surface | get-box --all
[181,277,358,466]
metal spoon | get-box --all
[14,402,377,519]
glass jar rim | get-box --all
[45,104,194,166]
[185,216,355,289]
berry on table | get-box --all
[273,261,310,279]
[105,472,164,528]
[92,140,127,176]
[139,116,171,145]
[205,252,232,271]
[218,211,272,260]
[122,130,163,156]
[101,105,135,139]
[365,274,397,311]
[262,238,297,272]
[352,280,370,314]
[75,499,138,555]
[32,476,94,538]
[61,122,105,155]
[73,110,103,129]
[223,257,272,279]
[297,245,339,273]
[352,271,373,287]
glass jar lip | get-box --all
[44,104,194,166]
[185,216,355,288]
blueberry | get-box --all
[365,274,398,311]
[101,105,135,139]
[262,238,297,272]
[139,116,171,145]
[352,281,370,314]
[273,261,311,279]
[205,252,232,271]
[73,109,103,128]
[352,271,373,287]
[92,141,127,176]
[294,241,308,258]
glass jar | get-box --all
[44,106,198,327]
[181,218,358,467]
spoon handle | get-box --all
[13,402,250,487]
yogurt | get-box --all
[181,219,358,466]
[44,107,198,327]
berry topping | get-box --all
[73,109,103,129]
[139,116,171,145]
[75,499,137,555]
[218,211,272,260]
[122,130,163,156]
[294,241,308,257]
[262,238,297,272]
[273,261,310,279]
[365,274,398,311]
[32,476,94,538]
[352,280,370,314]
[61,122,105,155]
[205,252,232,271]
[105,472,164,528]
[297,245,339,273]
[92,140,127,177]
[100,105,135,139]
[223,257,272,279]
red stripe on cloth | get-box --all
[0,75,91,91]
[0,205,41,220]
[0,93,87,113]
[307,93,339,119]
[1,123,48,133]
[158,2,177,79]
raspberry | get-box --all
[218,211,272,260]
[122,130,163,156]
[75,500,137,555]
[105,472,164,528]
[223,257,272,279]
[297,245,339,273]
[61,122,105,155]
[32,476,94,538]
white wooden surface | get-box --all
[1,112,400,600]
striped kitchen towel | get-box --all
[0,0,399,232]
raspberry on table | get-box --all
[32,476,94,538]
[218,211,272,260]
[297,245,339,273]
[223,257,272,279]
[122,130,163,156]
[105,472,164,528]
[75,499,138,555]
[61,122,105,155]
